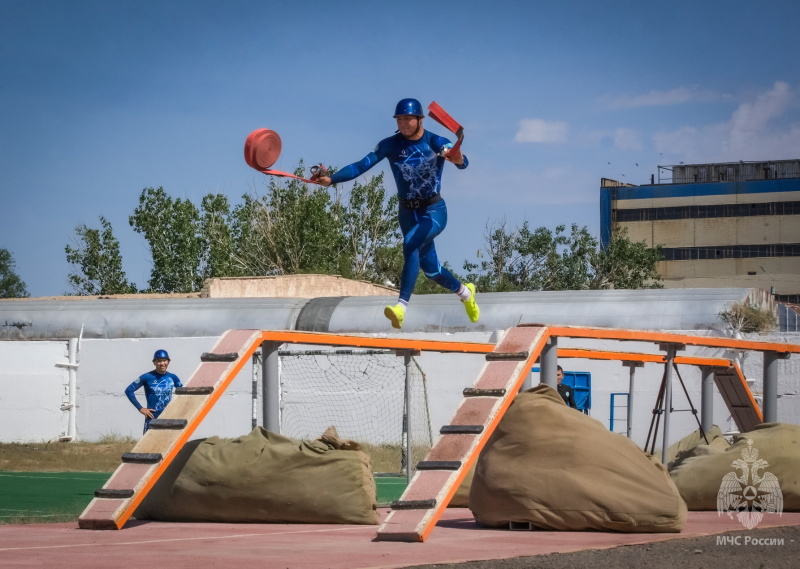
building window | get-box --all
[660,243,800,261]
[615,201,800,222]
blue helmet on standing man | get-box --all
[153,349,170,361]
[393,98,423,118]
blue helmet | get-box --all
[393,98,423,118]
[153,349,170,361]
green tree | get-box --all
[464,221,663,292]
[370,243,404,289]
[228,170,347,277]
[129,187,202,293]
[225,164,399,283]
[462,219,521,293]
[589,227,664,290]
[199,193,238,280]
[342,173,400,282]
[64,217,137,295]
[0,248,29,298]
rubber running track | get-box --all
[2,509,799,568]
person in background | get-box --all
[124,349,182,433]
[556,365,577,409]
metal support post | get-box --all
[540,336,558,387]
[700,367,714,433]
[251,351,261,430]
[523,366,533,391]
[262,341,281,433]
[622,361,643,439]
[660,344,678,465]
[762,352,785,423]
[403,350,413,486]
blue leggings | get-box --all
[398,199,462,302]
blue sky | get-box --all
[2,0,798,297]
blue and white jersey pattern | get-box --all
[330,130,468,201]
[124,371,182,412]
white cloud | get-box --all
[515,118,569,143]
[613,128,642,151]
[579,127,641,151]
[605,86,715,109]
[653,81,800,162]
[727,81,792,151]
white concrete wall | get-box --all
[0,337,258,442]
[0,341,71,442]
[1,331,798,452]
[75,337,255,441]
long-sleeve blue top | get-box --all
[124,371,182,412]
[330,130,468,200]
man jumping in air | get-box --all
[311,98,479,329]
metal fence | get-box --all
[659,160,800,184]
[778,303,800,332]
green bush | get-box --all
[719,302,777,334]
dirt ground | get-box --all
[404,524,798,569]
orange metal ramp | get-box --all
[375,325,549,542]
[714,362,763,432]
[78,329,263,529]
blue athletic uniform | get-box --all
[125,371,182,433]
[331,130,469,302]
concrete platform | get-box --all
[1,509,799,568]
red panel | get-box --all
[403,470,454,501]
[106,463,153,490]
[450,397,498,425]
[376,509,427,541]
[214,329,261,353]
[473,361,523,390]
[77,498,127,528]
[427,434,478,462]
[495,326,545,354]
[185,362,232,388]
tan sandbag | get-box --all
[665,425,727,467]
[469,384,687,532]
[669,422,800,511]
[449,462,475,507]
[135,426,379,524]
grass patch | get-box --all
[0,437,411,479]
[0,471,111,525]
[357,443,432,474]
[359,443,402,473]
[0,436,413,524]
[0,435,420,475]
[0,436,136,472]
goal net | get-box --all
[277,348,434,474]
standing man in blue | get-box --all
[312,98,479,329]
[124,349,182,433]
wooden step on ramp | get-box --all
[714,362,763,432]
[375,325,549,542]
[78,329,263,529]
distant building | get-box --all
[600,159,800,302]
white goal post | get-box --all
[248,332,494,479]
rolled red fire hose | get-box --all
[244,128,325,185]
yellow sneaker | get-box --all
[384,304,405,329]
[463,283,480,323]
